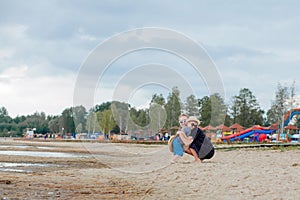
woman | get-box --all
[187,116,215,162]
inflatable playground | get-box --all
[219,108,300,143]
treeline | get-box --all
[0,83,298,137]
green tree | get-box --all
[130,107,149,128]
[97,109,116,136]
[266,82,299,128]
[287,80,299,110]
[111,101,130,132]
[94,102,111,112]
[199,96,211,126]
[72,105,87,132]
[15,116,27,136]
[210,93,227,126]
[149,94,166,131]
[150,94,166,106]
[0,107,12,124]
[13,115,26,124]
[149,103,167,132]
[75,123,83,133]
[24,112,49,134]
[60,108,75,134]
[165,87,182,129]
[230,88,264,128]
[224,113,233,127]
[199,93,227,126]
[184,94,199,116]
[0,107,8,117]
[86,111,101,134]
[266,83,289,124]
[48,116,60,133]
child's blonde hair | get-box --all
[178,113,189,120]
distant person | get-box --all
[164,132,169,140]
[159,133,163,140]
[156,134,159,141]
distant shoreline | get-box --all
[2,137,299,150]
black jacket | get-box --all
[190,128,214,159]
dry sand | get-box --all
[0,138,299,200]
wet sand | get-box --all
[0,138,300,199]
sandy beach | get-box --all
[0,138,299,200]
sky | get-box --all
[1,0,300,117]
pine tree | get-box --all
[184,94,199,116]
[230,88,264,128]
[267,83,289,124]
[165,87,182,129]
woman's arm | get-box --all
[177,131,193,146]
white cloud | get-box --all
[0,24,28,40]
[0,66,76,117]
[1,0,300,117]
[76,27,98,42]
[0,48,14,59]
[0,65,28,84]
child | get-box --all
[170,114,193,162]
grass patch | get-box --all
[279,146,285,152]
[282,145,300,151]
[272,145,300,151]
[221,147,237,152]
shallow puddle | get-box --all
[0,145,30,149]
[36,146,54,149]
[0,162,60,173]
[0,162,51,167]
[0,145,55,149]
[0,150,87,158]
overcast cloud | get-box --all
[0,0,300,117]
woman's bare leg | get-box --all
[190,148,201,162]
[185,148,192,155]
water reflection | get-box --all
[0,162,60,173]
[0,145,55,149]
[0,151,87,158]
[0,145,30,149]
